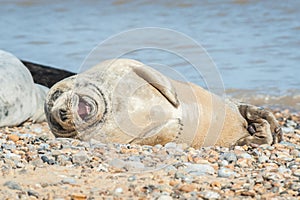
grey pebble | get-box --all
[237,152,252,159]
[41,155,55,165]
[114,187,123,194]
[4,152,21,161]
[4,181,22,190]
[175,172,185,179]
[72,150,89,165]
[164,142,177,149]
[124,161,145,171]
[200,190,220,199]
[219,160,229,167]
[109,158,126,169]
[184,163,215,176]
[1,142,16,150]
[127,175,136,182]
[218,167,236,178]
[220,152,237,163]
[57,155,72,166]
[282,127,294,133]
[286,120,297,127]
[258,155,269,163]
[157,194,173,200]
[61,178,76,184]
[292,169,300,177]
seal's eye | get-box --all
[52,90,62,101]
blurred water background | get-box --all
[0,0,299,110]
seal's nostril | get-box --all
[59,109,68,121]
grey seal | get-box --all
[45,59,282,148]
[0,50,48,127]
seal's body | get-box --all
[45,59,282,148]
[0,50,48,127]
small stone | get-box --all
[175,172,185,179]
[114,187,123,194]
[4,181,22,190]
[199,190,220,199]
[178,184,196,193]
[127,175,136,182]
[157,194,173,200]
[124,161,145,171]
[41,155,55,165]
[57,155,72,166]
[72,151,89,165]
[7,134,19,142]
[219,160,229,166]
[258,155,269,163]
[62,178,77,185]
[292,169,300,177]
[184,163,215,176]
[237,152,252,159]
[34,127,43,133]
[165,142,177,149]
[282,127,294,133]
[71,193,87,200]
[169,180,180,186]
[109,158,126,169]
[220,152,237,163]
[218,167,235,178]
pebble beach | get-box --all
[1,109,300,200]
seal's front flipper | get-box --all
[238,104,283,145]
[133,66,179,108]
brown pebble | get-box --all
[71,193,87,200]
[178,184,196,193]
[7,134,20,142]
[241,190,256,197]
[210,181,221,189]
[169,180,179,187]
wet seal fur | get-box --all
[45,59,282,148]
[0,50,48,127]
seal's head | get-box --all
[44,76,106,139]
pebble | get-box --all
[157,194,173,200]
[4,181,22,190]
[220,152,237,163]
[184,163,215,176]
[200,190,221,199]
[61,178,77,185]
[7,134,19,142]
[292,169,300,177]
[218,167,235,178]
[72,151,89,165]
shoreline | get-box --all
[0,109,299,199]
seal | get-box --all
[0,50,48,127]
[45,59,282,148]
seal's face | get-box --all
[45,76,106,139]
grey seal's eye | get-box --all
[52,90,62,101]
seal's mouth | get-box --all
[76,95,97,121]
[77,97,92,120]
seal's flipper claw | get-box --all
[237,103,282,145]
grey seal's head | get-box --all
[44,75,107,139]
[45,59,186,144]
